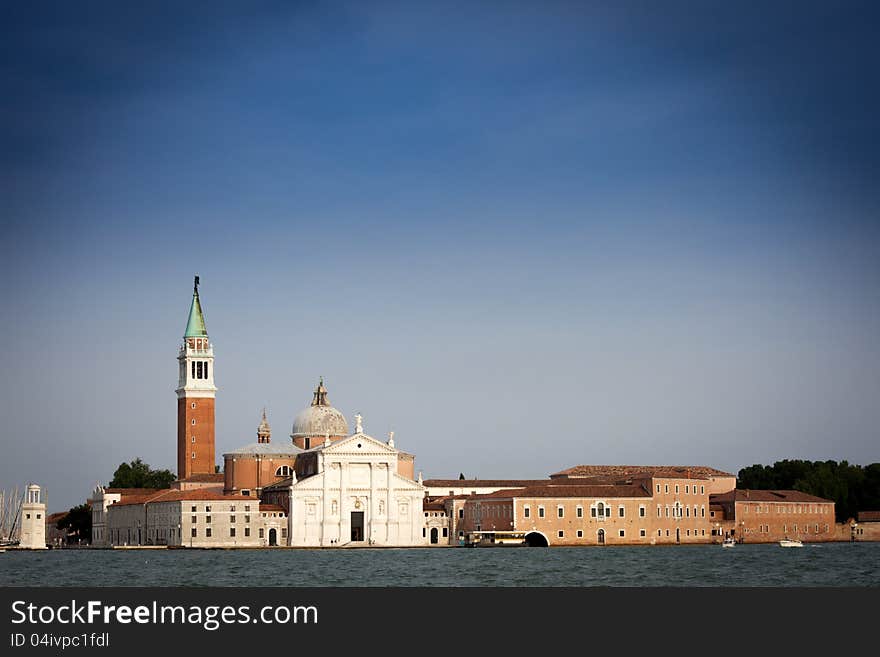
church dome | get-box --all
[291,379,349,440]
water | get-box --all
[2,543,878,587]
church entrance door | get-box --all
[351,511,364,542]
[269,528,277,546]
[430,528,439,544]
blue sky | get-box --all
[2,1,879,511]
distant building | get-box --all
[710,489,836,543]
[88,486,163,547]
[851,511,880,542]
[453,471,722,546]
[45,511,69,547]
[19,484,47,549]
[550,464,737,496]
[105,488,278,547]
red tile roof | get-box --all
[108,492,166,507]
[710,489,833,504]
[550,465,735,479]
[423,479,556,488]
[104,488,165,496]
[259,504,286,513]
[45,511,69,524]
[476,484,652,500]
[110,488,250,506]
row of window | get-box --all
[191,515,251,524]
[555,528,652,539]
[656,483,706,495]
[190,505,252,512]
[655,528,707,537]
[521,503,649,520]
[656,504,706,518]
[189,527,288,539]
[422,527,449,537]
[782,524,829,533]
[743,504,829,515]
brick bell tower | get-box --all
[176,275,217,480]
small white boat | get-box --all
[779,537,803,548]
[722,537,736,548]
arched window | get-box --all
[591,501,610,519]
[275,465,292,477]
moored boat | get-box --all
[779,537,804,548]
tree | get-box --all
[57,504,91,544]
[737,460,880,522]
[109,458,175,489]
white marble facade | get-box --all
[287,430,426,547]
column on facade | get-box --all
[386,462,394,543]
[338,461,345,543]
[369,461,376,544]
[288,483,294,546]
[321,460,330,546]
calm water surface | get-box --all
[2,543,879,587]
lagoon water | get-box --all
[2,542,879,587]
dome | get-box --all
[290,379,349,439]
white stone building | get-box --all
[105,488,285,548]
[19,484,47,549]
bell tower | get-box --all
[176,275,217,480]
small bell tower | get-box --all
[257,408,271,444]
[176,275,217,480]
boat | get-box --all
[779,537,804,548]
[722,537,736,548]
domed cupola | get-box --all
[290,378,349,449]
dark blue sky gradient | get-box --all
[1,2,878,510]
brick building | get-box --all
[708,489,836,543]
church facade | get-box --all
[261,421,425,547]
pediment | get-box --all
[321,433,398,456]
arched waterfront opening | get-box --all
[269,528,277,546]
[524,531,549,547]
[597,528,605,545]
[430,528,439,544]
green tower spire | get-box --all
[184,275,208,337]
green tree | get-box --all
[737,459,880,523]
[57,504,92,544]
[109,458,175,489]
